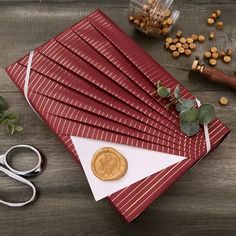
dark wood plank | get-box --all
[0,1,235,235]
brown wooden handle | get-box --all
[202,66,236,90]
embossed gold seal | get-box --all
[91,147,128,181]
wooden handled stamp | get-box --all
[191,59,236,90]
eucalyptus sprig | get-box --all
[155,81,215,136]
[0,95,23,135]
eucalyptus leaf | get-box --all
[0,113,6,123]
[180,108,199,122]
[157,86,171,98]
[5,113,17,120]
[180,120,200,136]
[3,113,17,124]
[1,117,9,125]
[175,99,196,112]
[175,102,183,112]
[0,96,22,135]
[0,101,5,112]
[15,126,23,132]
[7,123,15,135]
[199,103,215,124]
[174,85,180,99]
[0,96,8,112]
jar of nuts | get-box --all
[128,0,180,37]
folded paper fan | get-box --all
[5,10,230,222]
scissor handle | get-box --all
[0,166,37,207]
[0,145,45,177]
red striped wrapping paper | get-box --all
[5,10,230,222]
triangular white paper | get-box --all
[70,136,186,201]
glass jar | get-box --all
[128,0,180,38]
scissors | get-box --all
[0,145,45,207]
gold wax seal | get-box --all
[91,147,128,181]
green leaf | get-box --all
[5,113,17,120]
[1,113,17,125]
[157,86,171,98]
[7,123,15,135]
[14,126,23,132]
[0,96,22,135]
[180,120,200,136]
[0,96,8,112]
[175,102,183,112]
[0,117,9,125]
[0,101,5,112]
[180,108,199,122]
[5,113,17,124]
[174,85,180,99]
[198,103,215,124]
[0,113,6,123]
[175,99,196,112]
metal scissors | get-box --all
[0,145,45,207]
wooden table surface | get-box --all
[0,0,235,235]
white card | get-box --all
[70,136,186,201]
